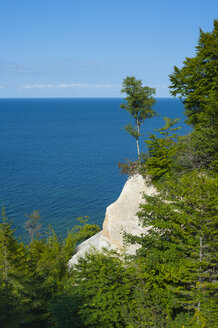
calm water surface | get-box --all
[0,98,190,238]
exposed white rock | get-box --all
[69,174,156,266]
[68,231,111,266]
[102,174,156,254]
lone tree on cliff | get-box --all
[120,76,156,160]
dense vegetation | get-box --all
[1,21,217,327]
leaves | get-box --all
[169,20,218,127]
[140,117,181,181]
[120,76,156,158]
[131,171,218,325]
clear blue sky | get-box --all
[0,0,217,98]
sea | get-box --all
[0,98,190,239]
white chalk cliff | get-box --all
[68,174,156,266]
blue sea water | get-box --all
[0,98,190,238]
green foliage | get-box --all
[169,20,218,173]
[69,250,132,328]
[174,104,218,172]
[49,286,84,328]
[20,218,100,327]
[0,209,101,327]
[126,171,218,326]
[169,21,218,173]
[173,127,218,173]
[0,208,26,326]
[63,216,100,260]
[122,257,176,328]
[140,117,181,181]
[0,208,27,289]
[169,20,218,127]
[0,275,20,328]
[121,76,156,158]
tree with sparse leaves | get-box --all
[24,210,41,242]
[121,76,156,160]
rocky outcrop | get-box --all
[68,174,156,266]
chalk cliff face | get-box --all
[69,175,156,266]
[102,174,156,253]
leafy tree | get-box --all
[127,171,218,327]
[0,208,19,282]
[169,20,218,127]
[49,286,84,328]
[121,257,176,328]
[63,216,100,261]
[0,276,20,328]
[140,117,181,182]
[67,250,132,328]
[0,208,27,283]
[0,208,26,327]
[120,76,156,159]
[19,218,100,327]
[173,120,218,173]
[0,208,101,327]
[169,20,218,171]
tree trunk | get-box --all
[136,138,140,160]
[136,121,141,161]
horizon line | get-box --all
[0,96,175,100]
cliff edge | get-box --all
[68,174,156,266]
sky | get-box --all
[0,0,217,98]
